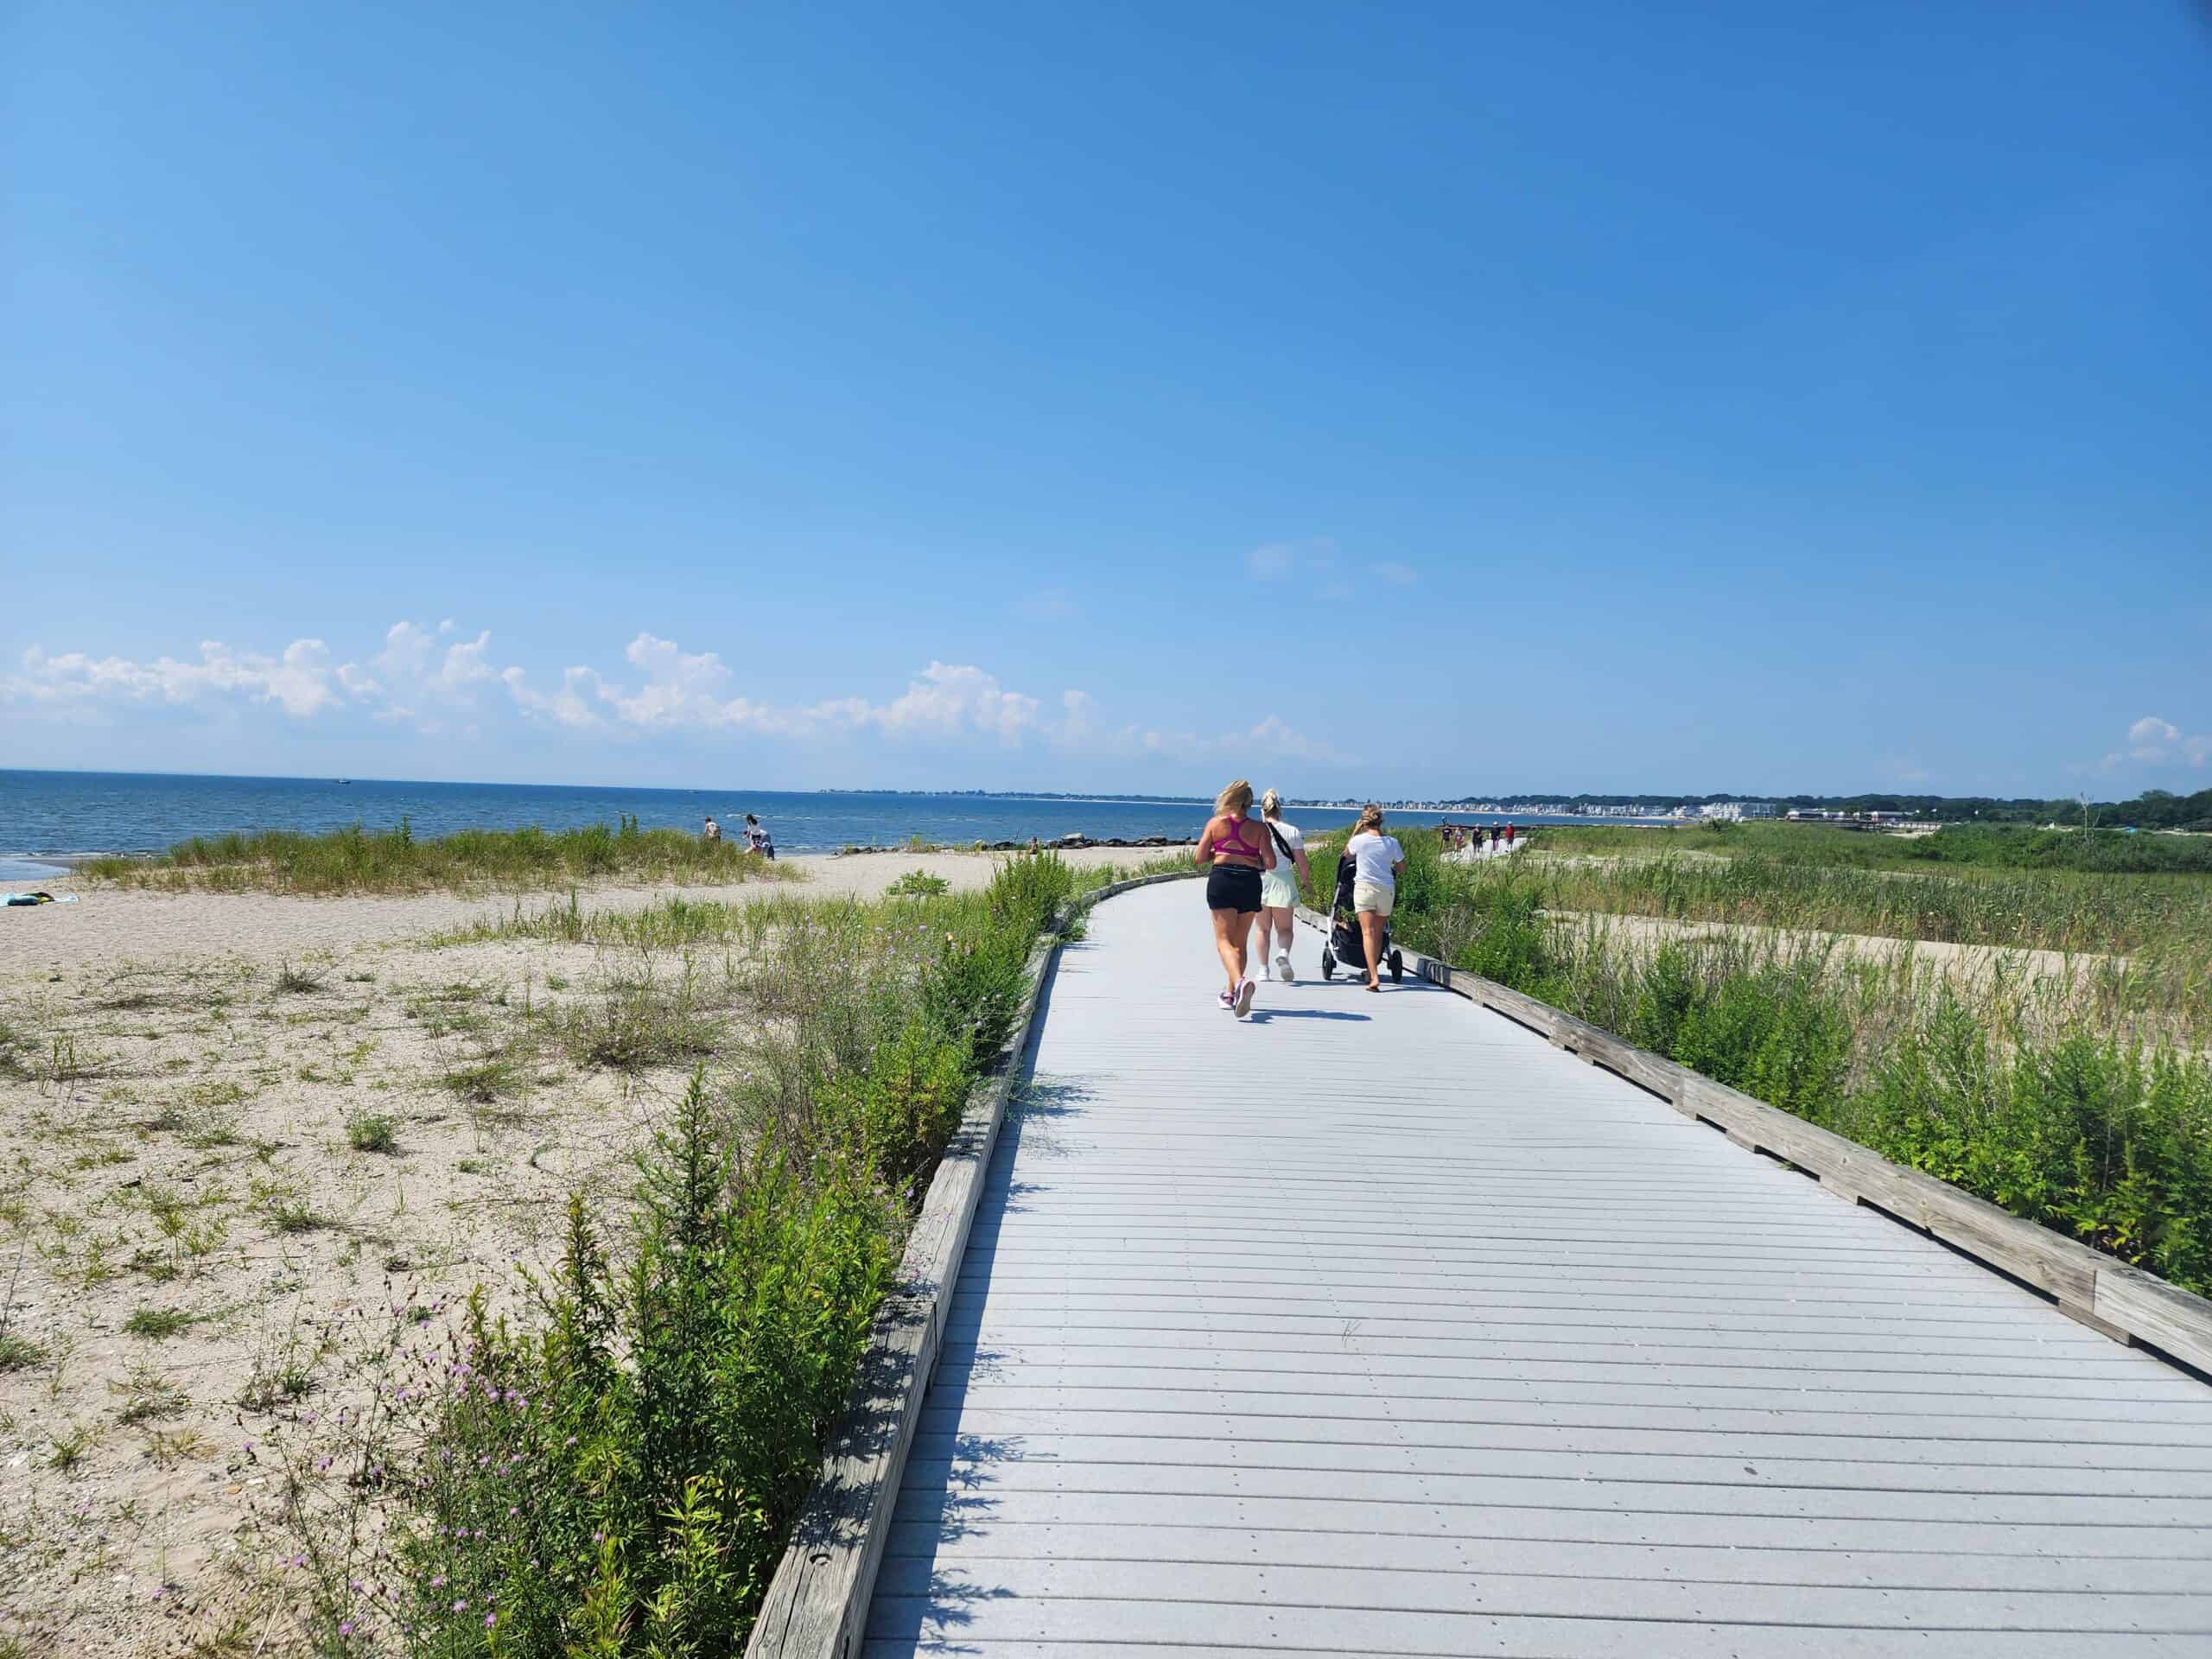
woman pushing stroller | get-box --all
[1344,804,1405,992]
[1196,779,1276,1018]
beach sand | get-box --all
[0,845,1173,1656]
[0,846,1163,979]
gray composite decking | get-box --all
[864,879,2212,1656]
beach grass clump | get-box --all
[0,1332,45,1372]
[266,1201,326,1236]
[887,869,951,898]
[345,1113,398,1154]
[78,814,805,896]
[556,960,726,1072]
[1356,829,2212,1295]
[112,1361,190,1425]
[442,1050,525,1103]
[122,1305,200,1339]
[285,856,1096,1655]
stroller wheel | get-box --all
[1389,950,1403,984]
[1320,950,1336,980]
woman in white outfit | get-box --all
[1250,790,1310,982]
[1344,804,1406,993]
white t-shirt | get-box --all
[1346,831,1404,887]
[1262,819,1305,865]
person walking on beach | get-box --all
[702,814,721,844]
[1344,804,1405,993]
[1250,789,1310,982]
[1196,779,1275,1017]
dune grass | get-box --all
[1529,817,2212,874]
[271,853,1143,1656]
[431,853,1182,950]
[78,816,804,895]
[1517,849,2212,961]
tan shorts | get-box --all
[1352,880,1395,917]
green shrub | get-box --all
[379,1077,894,1656]
[823,1018,973,1191]
[123,1306,199,1339]
[0,1332,45,1372]
[346,1113,399,1154]
[297,859,1096,1653]
[557,961,723,1071]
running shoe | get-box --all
[1234,977,1255,1018]
[1274,952,1294,983]
[1218,988,1235,1011]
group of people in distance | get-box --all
[1197,780,1405,1016]
[1440,819,1514,855]
[701,812,775,857]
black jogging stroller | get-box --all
[1318,852,1404,983]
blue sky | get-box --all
[5,2,2207,798]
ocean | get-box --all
[0,769,1626,881]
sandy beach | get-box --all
[0,846,1170,1656]
[0,847,1160,979]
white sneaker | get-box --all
[1274,952,1294,983]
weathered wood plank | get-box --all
[1389,938,2212,1369]
[2100,1262,2212,1374]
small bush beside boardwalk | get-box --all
[270,854,1135,1656]
[1308,829,2212,1298]
[79,816,802,894]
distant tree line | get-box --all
[1463,789,2212,831]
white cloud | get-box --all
[503,664,607,731]
[2101,715,2209,772]
[1135,713,1344,766]
[868,662,1039,743]
[1247,537,1338,581]
[5,639,342,719]
[5,621,1349,771]
[373,621,434,682]
[1370,560,1418,587]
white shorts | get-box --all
[1259,868,1300,909]
[1352,880,1395,917]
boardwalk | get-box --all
[865,880,2212,1656]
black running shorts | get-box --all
[1206,864,1262,914]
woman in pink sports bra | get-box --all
[1195,778,1275,1018]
